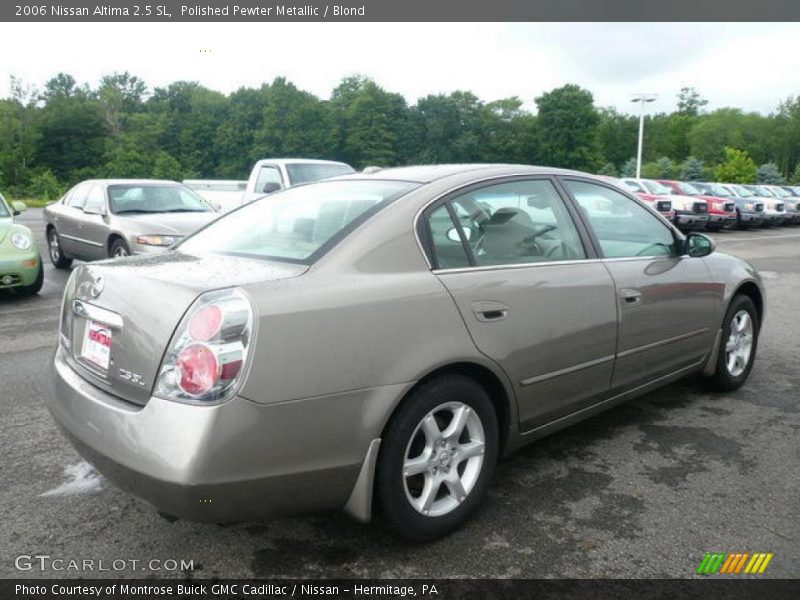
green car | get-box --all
[0,193,43,296]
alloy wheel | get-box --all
[403,401,486,517]
[725,309,754,377]
[49,231,60,262]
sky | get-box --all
[1,22,799,115]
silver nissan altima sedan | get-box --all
[46,164,764,541]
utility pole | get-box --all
[631,93,657,178]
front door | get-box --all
[78,183,110,260]
[561,178,719,391]
[56,182,92,258]
[423,178,618,431]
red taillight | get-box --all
[188,304,223,341]
[176,344,219,396]
[155,288,252,404]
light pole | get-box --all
[631,93,657,178]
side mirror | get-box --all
[685,233,715,257]
[261,182,282,194]
[446,227,472,242]
[11,201,27,215]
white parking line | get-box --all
[0,303,60,315]
[716,232,800,242]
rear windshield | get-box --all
[178,179,418,263]
[286,163,355,185]
[108,185,213,214]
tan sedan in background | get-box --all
[43,179,219,268]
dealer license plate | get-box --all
[81,320,112,370]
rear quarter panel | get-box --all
[238,184,519,442]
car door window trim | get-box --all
[432,257,605,275]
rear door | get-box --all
[562,178,718,391]
[422,177,618,431]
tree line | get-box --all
[1,72,799,200]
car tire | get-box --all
[15,261,44,296]
[109,238,130,258]
[709,295,759,392]
[47,228,72,269]
[376,375,498,542]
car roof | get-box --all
[76,179,182,186]
[335,163,589,184]
[252,158,351,167]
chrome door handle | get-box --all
[620,288,643,306]
[471,301,509,322]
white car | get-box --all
[243,158,355,204]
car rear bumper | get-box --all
[46,346,398,522]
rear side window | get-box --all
[426,179,586,268]
[428,205,471,269]
[565,180,677,259]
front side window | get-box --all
[565,180,677,259]
[83,185,106,213]
[67,183,90,209]
[427,179,586,268]
[179,179,417,263]
[108,185,212,214]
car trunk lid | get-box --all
[63,252,307,405]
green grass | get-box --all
[10,197,52,208]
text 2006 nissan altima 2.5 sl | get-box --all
[46,165,764,541]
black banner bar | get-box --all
[3,0,800,22]
[4,579,800,600]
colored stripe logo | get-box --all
[697,552,773,575]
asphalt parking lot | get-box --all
[1,209,798,579]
